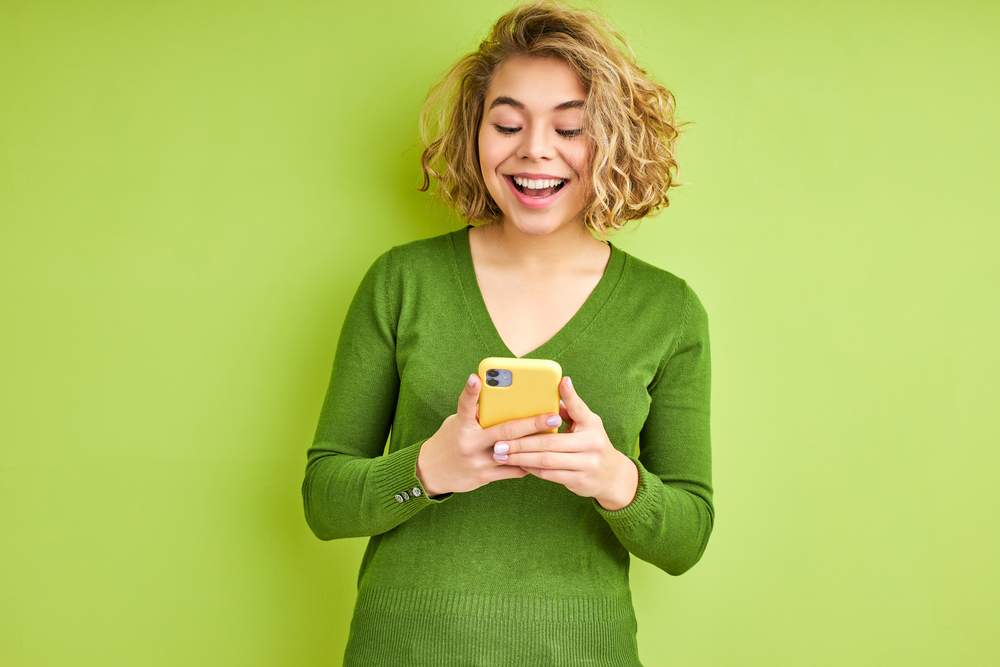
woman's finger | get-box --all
[489,465,530,481]
[496,431,585,456]
[520,467,575,485]
[483,411,562,444]
[456,373,482,423]
[558,401,573,430]
[499,451,584,470]
[559,376,593,427]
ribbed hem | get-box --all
[356,587,636,622]
[593,457,655,530]
[345,587,641,666]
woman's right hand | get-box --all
[415,373,562,497]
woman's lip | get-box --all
[503,175,567,210]
[508,172,568,180]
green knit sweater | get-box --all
[303,227,713,666]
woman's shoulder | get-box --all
[373,227,465,273]
[616,247,702,305]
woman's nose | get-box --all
[517,124,555,161]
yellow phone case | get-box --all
[477,357,563,433]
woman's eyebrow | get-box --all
[488,96,585,111]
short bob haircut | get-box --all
[419,0,682,238]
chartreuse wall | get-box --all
[1,0,997,665]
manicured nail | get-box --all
[566,376,573,388]
[494,453,508,461]
[468,374,477,387]
[546,415,561,427]
[494,442,509,454]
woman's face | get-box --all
[478,56,590,237]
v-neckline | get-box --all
[451,225,626,360]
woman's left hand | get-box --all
[493,376,639,511]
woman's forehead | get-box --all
[485,56,587,111]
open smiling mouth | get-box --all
[507,175,568,198]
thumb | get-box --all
[456,373,481,422]
[559,376,593,426]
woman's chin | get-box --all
[498,212,585,239]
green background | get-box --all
[2,0,998,664]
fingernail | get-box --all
[546,415,561,427]
[494,442,509,454]
[566,376,572,387]
[493,453,508,461]
[468,374,477,387]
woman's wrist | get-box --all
[596,453,639,511]
[415,439,443,497]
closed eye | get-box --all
[493,125,583,138]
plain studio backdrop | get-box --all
[1,1,997,665]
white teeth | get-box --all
[512,176,565,189]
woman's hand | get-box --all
[415,374,563,497]
[493,377,639,511]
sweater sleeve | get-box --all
[302,249,445,541]
[594,283,714,575]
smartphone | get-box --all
[477,357,563,433]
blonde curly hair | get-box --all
[419,0,683,237]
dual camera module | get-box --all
[485,368,513,387]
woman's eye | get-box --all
[557,129,584,138]
[494,125,520,135]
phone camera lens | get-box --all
[486,370,499,377]
[486,378,499,386]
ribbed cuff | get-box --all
[371,440,449,522]
[593,456,656,530]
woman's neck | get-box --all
[471,220,609,276]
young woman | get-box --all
[302,2,713,664]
